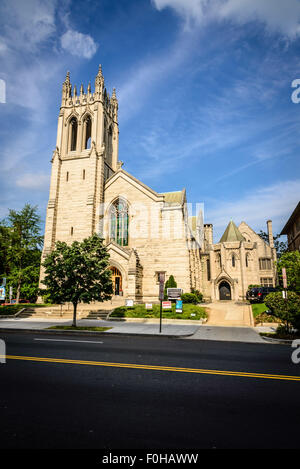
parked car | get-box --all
[246,286,277,303]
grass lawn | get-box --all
[251,303,268,318]
[48,326,112,332]
[110,303,207,321]
[0,304,51,316]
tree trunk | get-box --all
[72,302,77,327]
[16,276,21,304]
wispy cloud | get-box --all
[16,172,50,190]
[153,0,300,38]
[207,179,300,240]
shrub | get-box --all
[164,275,177,299]
[191,289,203,303]
[181,293,199,304]
[264,291,300,333]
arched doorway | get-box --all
[110,267,123,295]
[219,281,231,300]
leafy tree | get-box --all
[1,204,43,302]
[264,291,300,333]
[276,251,300,294]
[257,230,288,258]
[41,234,113,326]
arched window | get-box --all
[69,117,78,151]
[107,125,113,165]
[232,254,236,267]
[83,115,91,149]
[109,198,129,246]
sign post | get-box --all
[158,272,165,333]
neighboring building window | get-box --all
[232,254,236,267]
[70,117,78,151]
[259,258,272,270]
[109,198,129,246]
[260,278,273,287]
[83,115,91,149]
[207,259,211,281]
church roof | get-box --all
[219,220,245,243]
[161,190,185,206]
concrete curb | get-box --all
[0,327,196,339]
[260,335,294,345]
[0,308,26,319]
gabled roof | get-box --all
[160,190,185,206]
[219,220,245,243]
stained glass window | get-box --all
[110,199,128,246]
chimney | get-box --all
[267,220,274,248]
[204,224,213,246]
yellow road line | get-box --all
[2,354,300,382]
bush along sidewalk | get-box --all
[110,303,207,321]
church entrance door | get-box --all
[110,267,122,296]
[219,281,231,300]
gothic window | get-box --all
[107,125,113,165]
[109,198,129,246]
[83,115,91,149]
[69,117,78,151]
[207,259,211,281]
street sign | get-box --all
[159,272,165,301]
[0,286,5,301]
[162,301,172,310]
[282,268,287,289]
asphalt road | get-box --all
[0,331,300,449]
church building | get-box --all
[40,66,277,302]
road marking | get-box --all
[2,355,300,382]
[34,339,103,344]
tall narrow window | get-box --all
[70,117,78,151]
[245,254,249,268]
[83,115,91,149]
[66,171,69,182]
[107,125,113,165]
[232,254,236,267]
[83,169,85,180]
[207,259,211,281]
[109,198,129,246]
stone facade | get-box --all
[39,66,277,302]
[280,202,300,252]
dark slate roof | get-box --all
[219,220,245,243]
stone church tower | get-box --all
[42,66,119,260]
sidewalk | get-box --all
[0,317,199,337]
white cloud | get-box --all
[153,0,300,38]
[207,179,300,239]
[61,29,98,59]
[16,172,50,190]
[0,0,57,53]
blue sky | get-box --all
[0,0,300,241]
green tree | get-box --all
[41,234,113,327]
[264,291,300,333]
[164,275,177,299]
[1,204,43,303]
[276,251,300,294]
[257,230,288,258]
